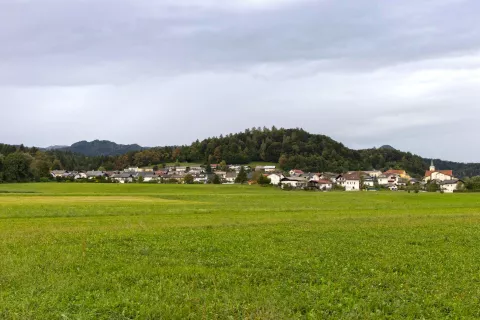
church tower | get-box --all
[429,160,435,172]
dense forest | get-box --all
[1,127,480,182]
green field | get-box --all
[1,184,480,319]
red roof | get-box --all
[292,169,304,174]
[425,170,453,178]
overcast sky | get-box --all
[1,0,479,162]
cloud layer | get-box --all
[1,0,479,162]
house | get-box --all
[214,171,227,179]
[440,179,462,193]
[365,170,383,178]
[316,179,333,190]
[264,166,276,173]
[320,172,339,183]
[155,169,169,176]
[111,173,134,183]
[175,167,188,173]
[289,169,304,176]
[51,170,67,178]
[384,169,411,180]
[189,166,204,174]
[300,173,316,180]
[396,178,409,187]
[194,174,209,184]
[135,172,158,182]
[377,174,389,186]
[267,173,284,185]
[125,167,141,173]
[342,172,362,191]
[225,172,237,183]
[280,177,308,189]
[74,172,87,180]
[363,176,375,187]
[86,171,108,179]
[387,174,400,186]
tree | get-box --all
[278,154,288,169]
[0,154,4,182]
[235,166,248,184]
[212,174,221,184]
[205,164,212,174]
[257,174,271,185]
[426,181,440,192]
[98,166,106,172]
[3,152,34,182]
[153,165,159,171]
[219,160,227,171]
[51,159,63,170]
[184,174,194,184]
[30,159,51,181]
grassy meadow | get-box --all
[1,184,480,319]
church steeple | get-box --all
[429,160,435,172]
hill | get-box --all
[68,140,145,156]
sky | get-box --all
[1,0,479,162]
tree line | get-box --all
[2,127,480,182]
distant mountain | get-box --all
[66,140,145,156]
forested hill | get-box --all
[68,140,145,156]
[44,140,145,156]
[1,128,480,182]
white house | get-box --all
[74,172,87,180]
[264,166,276,173]
[280,177,308,189]
[175,167,188,173]
[316,179,333,190]
[268,173,284,185]
[343,172,362,191]
[125,167,141,173]
[440,179,461,193]
[377,175,389,186]
[363,177,375,188]
[136,172,158,182]
[111,173,134,183]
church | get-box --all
[423,160,454,183]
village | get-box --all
[49,160,463,193]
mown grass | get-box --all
[1,184,480,319]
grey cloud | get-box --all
[0,0,480,162]
[1,0,479,86]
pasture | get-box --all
[1,184,480,319]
